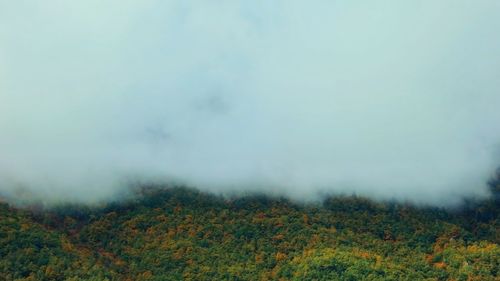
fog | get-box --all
[1,1,500,205]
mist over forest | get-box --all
[1,2,500,281]
[1,1,500,205]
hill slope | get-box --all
[1,185,499,281]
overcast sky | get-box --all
[1,1,500,205]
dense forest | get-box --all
[1,178,499,281]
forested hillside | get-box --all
[1,180,499,281]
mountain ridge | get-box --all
[1,185,498,280]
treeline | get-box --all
[0,181,498,280]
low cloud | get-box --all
[1,1,499,205]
